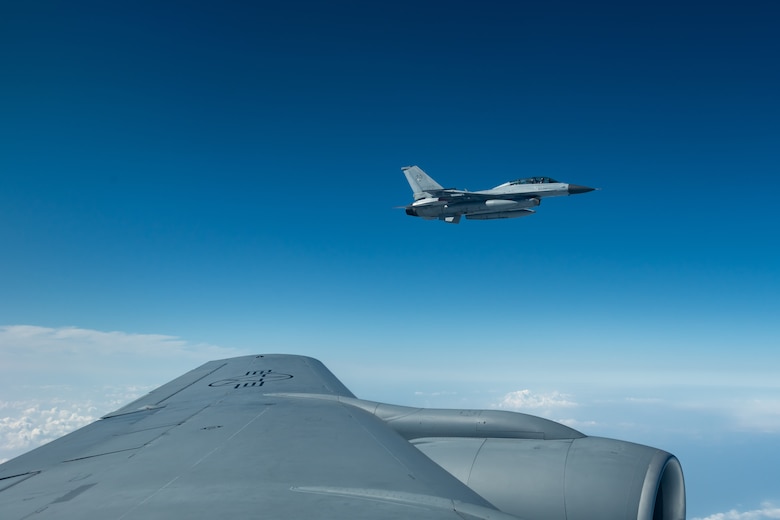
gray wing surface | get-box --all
[432,191,534,203]
[0,354,509,519]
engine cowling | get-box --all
[321,398,685,520]
[412,436,685,520]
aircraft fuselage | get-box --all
[401,166,595,223]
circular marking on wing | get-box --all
[209,369,293,389]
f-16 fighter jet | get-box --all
[402,165,595,223]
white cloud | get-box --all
[414,391,458,397]
[728,400,780,433]
[556,418,599,430]
[693,503,780,520]
[0,401,98,456]
[0,324,246,385]
[625,397,665,404]
[0,324,250,463]
[0,385,156,464]
[0,324,240,362]
[488,389,578,424]
[492,389,577,411]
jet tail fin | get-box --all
[402,166,444,198]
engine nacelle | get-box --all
[412,436,685,520]
[322,398,685,520]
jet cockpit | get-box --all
[496,177,560,188]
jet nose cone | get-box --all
[568,184,596,195]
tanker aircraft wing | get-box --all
[402,165,595,223]
[0,354,685,520]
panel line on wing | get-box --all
[153,363,229,406]
[187,407,273,470]
[0,471,40,493]
[291,486,517,520]
[116,476,182,520]
[103,362,229,418]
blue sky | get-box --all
[1,1,779,518]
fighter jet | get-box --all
[402,165,595,223]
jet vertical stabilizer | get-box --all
[402,165,444,199]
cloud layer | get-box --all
[493,389,577,410]
[2,324,778,519]
[693,503,780,520]
[0,400,99,460]
[0,325,248,462]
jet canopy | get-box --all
[495,177,560,188]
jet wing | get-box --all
[410,190,479,203]
[0,355,510,520]
[427,190,534,203]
